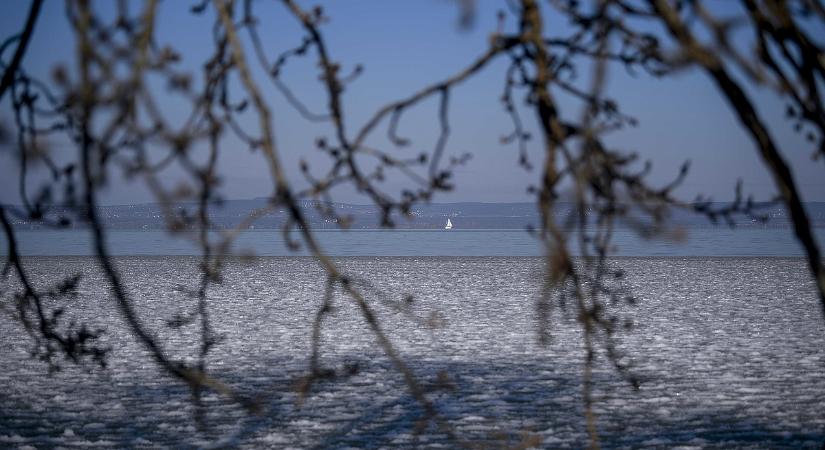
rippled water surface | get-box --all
[1,257,823,448]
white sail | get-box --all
[445,218,453,230]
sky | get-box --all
[1,0,823,206]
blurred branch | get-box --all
[0,0,43,102]
[651,0,825,321]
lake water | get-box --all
[4,227,825,256]
[1,256,823,448]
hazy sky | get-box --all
[1,0,823,205]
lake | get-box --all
[4,227,825,256]
[1,256,823,448]
[2,226,825,447]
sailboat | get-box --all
[444,218,453,230]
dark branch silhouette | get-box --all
[1,0,822,447]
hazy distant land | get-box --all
[6,199,825,231]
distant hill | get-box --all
[6,199,825,230]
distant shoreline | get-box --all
[8,223,822,231]
[6,228,824,258]
[5,200,824,231]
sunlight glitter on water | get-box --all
[1,257,823,448]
